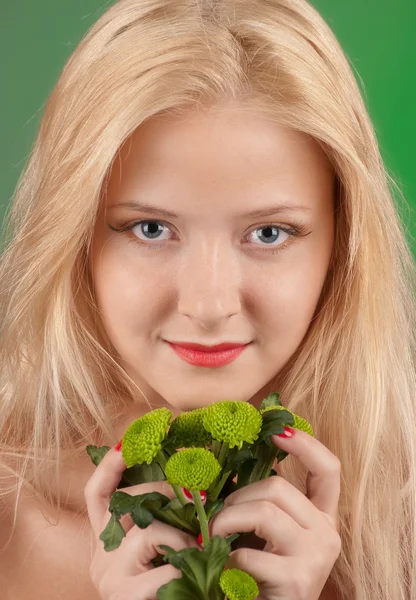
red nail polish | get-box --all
[197,533,203,546]
[183,488,206,501]
[115,440,123,451]
[277,426,294,438]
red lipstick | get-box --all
[167,341,250,367]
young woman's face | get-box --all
[90,105,335,411]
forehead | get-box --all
[104,106,335,215]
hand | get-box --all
[84,446,201,600]
[209,428,342,600]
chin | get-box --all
[159,389,251,413]
[166,397,213,412]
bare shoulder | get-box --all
[0,483,100,600]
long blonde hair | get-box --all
[1,0,415,597]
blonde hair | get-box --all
[1,0,415,597]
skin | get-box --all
[5,104,341,600]
[85,107,339,600]
[90,103,335,416]
[11,104,336,518]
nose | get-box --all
[177,240,241,328]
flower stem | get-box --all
[212,439,222,459]
[172,484,189,506]
[209,469,232,501]
[156,450,168,470]
[157,450,188,506]
[259,447,279,480]
[248,444,272,484]
[207,441,230,500]
[192,490,210,546]
[217,441,230,469]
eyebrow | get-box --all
[109,201,312,219]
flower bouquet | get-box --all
[86,392,314,600]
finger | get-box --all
[226,547,292,587]
[182,488,207,505]
[104,518,201,580]
[84,445,175,538]
[271,428,341,521]
[210,500,304,555]
[112,564,184,600]
[84,446,127,537]
[223,475,316,529]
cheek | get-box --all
[253,248,331,342]
[91,244,172,342]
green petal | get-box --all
[202,401,262,449]
[165,447,221,490]
[122,407,172,467]
[219,568,259,600]
[168,408,212,448]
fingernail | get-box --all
[115,440,123,451]
[277,426,294,438]
[183,488,206,501]
[197,532,203,546]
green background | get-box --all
[2,1,415,256]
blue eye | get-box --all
[131,220,170,242]
[247,225,290,247]
[108,219,310,255]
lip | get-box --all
[167,341,249,352]
[167,341,250,368]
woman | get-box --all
[1,0,415,598]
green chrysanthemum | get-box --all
[260,405,314,436]
[202,401,262,450]
[165,447,221,490]
[121,407,172,467]
[219,568,259,600]
[167,408,212,448]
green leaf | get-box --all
[205,498,224,521]
[225,533,240,544]
[161,435,179,456]
[183,501,199,524]
[258,392,282,412]
[236,458,258,489]
[86,444,111,466]
[86,445,166,489]
[153,498,199,534]
[108,490,136,519]
[108,490,171,522]
[139,492,172,510]
[204,537,232,596]
[262,408,293,426]
[99,513,126,551]
[157,536,230,600]
[157,575,203,600]
[118,461,166,488]
[131,503,154,528]
[257,409,294,443]
[159,545,199,573]
[151,552,166,568]
[228,448,254,472]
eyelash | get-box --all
[108,219,311,255]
